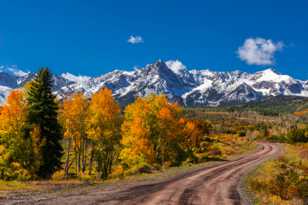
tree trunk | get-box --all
[77,150,81,175]
[101,152,111,180]
[82,138,87,173]
[89,143,94,175]
[65,139,72,178]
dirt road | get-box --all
[2,143,279,205]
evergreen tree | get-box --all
[26,68,63,179]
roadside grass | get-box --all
[245,143,308,205]
[0,180,34,192]
[0,159,224,196]
[0,162,223,199]
[0,180,88,198]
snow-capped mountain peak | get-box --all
[254,68,294,83]
[61,72,91,83]
[0,65,30,77]
[166,60,187,75]
[0,60,307,106]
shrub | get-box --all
[110,165,124,178]
[267,135,289,143]
[288,128,308,143]
[298,178,308,199]
[238,130,246,137]
[272,164,299,200]
[52,170,66,181]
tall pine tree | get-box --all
[26,68,63,179]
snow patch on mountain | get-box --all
[166,60,187,75]
[0,65,29,77]
[0,85,13,103]
[254,68,295,83]
[0,60,307,106]
[61,72,91,83]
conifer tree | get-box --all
[25,68,63,179]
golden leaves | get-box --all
[60,92,88,142]
[0,90,27,136]
[120,95,183,167]
[87,88,120,141]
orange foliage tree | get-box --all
[120,97,154,169]
[60,92,88,177]
[0,90,34,179]
[120,95,186,170]
[86,88,121,179]
[182,119,212,155]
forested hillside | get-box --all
[187,95,308,116]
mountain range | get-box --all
[0,60,307,106]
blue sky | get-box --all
[0,1,307,79]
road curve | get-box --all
[2,143,279,205]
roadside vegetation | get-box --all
[242,112,308,204]
[247,143,308,205]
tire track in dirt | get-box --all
[138,143,276,205]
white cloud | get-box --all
[127,35,143,44]
[238,37,283,65]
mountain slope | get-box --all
[0,60,307,106]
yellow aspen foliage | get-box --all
[184,120,202,148]
[120,95,185,170]
[183,119,211,152]
[87,88,120,141]
[0,90,32,180]
[0,90,27,136]
[156,103,184,165]
[60,92,88,148]
[120,98,154,167]
[86,87,121,179]
[59,92,89,176]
